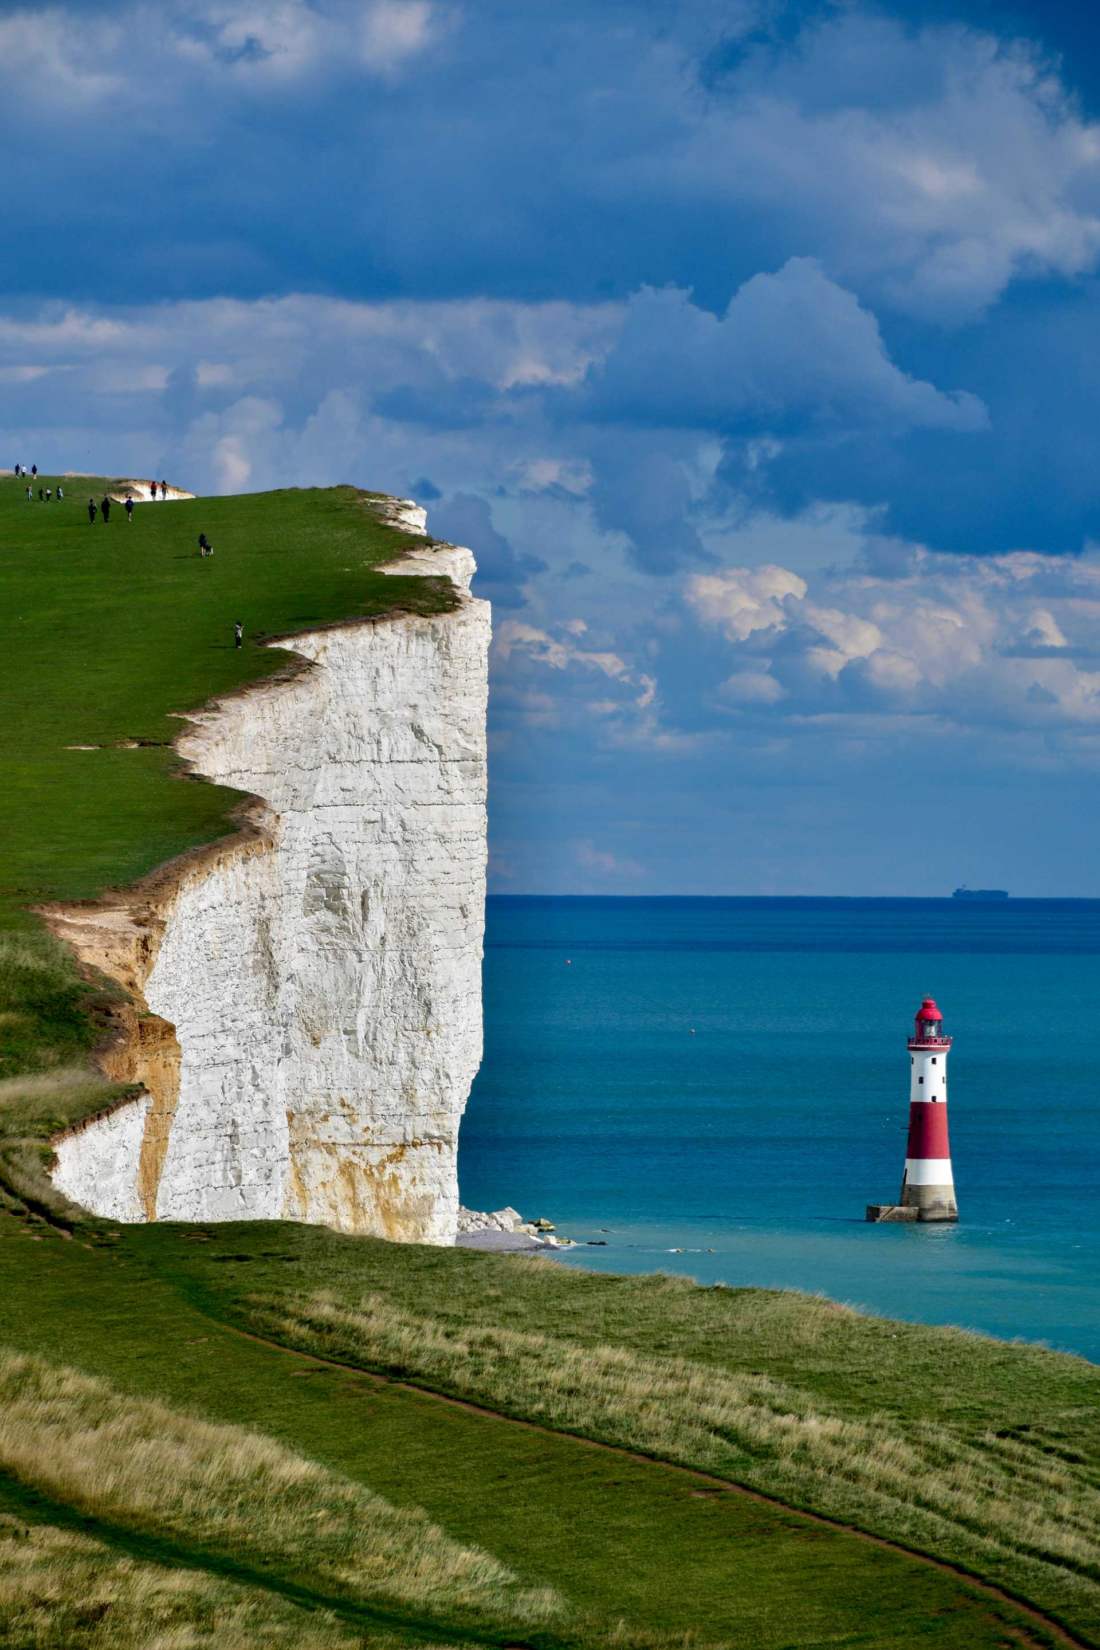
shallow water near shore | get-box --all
[458,897,1100,1362]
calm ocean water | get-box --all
[457,897,1100,1362]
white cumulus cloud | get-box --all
[360,1,442,72]
[687,542,1100,734]
[687,565,808,642]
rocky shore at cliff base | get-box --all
[455,1206,574,1251]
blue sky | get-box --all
[6,0,1100,893]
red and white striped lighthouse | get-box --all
[899,996,958,1221]
[867,995,958,1222]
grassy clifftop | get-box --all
[0,473,456,1212]
[0,474,452,918]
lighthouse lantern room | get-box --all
[866,995,959,1223]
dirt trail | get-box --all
[226,1319,1095,1650]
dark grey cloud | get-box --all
[578,262,985,435]
[587,436,710,574]
[2,1,1099,324]
[717,276,1100,555]
[430,492,546,609]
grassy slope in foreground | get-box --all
[0,1509,408,1650]
[0,1216,1071,1650]
[0,1346,556,1647]
[0,473,455,1204]
[160,1220,1100,1646]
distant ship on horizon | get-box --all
[952,886,1009,901]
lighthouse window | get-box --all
[918,1075,924,1085]
[932,1057,937,1065]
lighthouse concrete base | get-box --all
[865,1203,958,1223]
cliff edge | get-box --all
[43,503,489,1243]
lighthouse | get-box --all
[866,995,958,1223]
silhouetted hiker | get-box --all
[57,485,63,500]
[87,498,97,523]
[30,464,37,479]
[125,494,134,521]
[13,463,20,477]
[37,488,43,501]
[25,486,32,502]
[234,621,243,649]
[161,479,168,499]
[198,532,211,557]
[100,495,111,522]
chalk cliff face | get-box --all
[48,515,489,1244]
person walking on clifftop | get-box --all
[234,620,244,649]
[100,495,111,523]
[124,494,134,522]
[87,498,97,523]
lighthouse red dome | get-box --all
[909,995,951,1049]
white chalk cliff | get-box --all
[47,504,489,1244]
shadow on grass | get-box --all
[0,1470,549,1650]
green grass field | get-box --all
[0,473,450,916]
[0,471,453,1218]
[0,470,1095,1648]
[0,1216,1084,1650]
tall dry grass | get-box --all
[0,1349,560,1631]
[250,1289,1100,1633]
[0,1515,739,1650]
[0,1511,438,1650]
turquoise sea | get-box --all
[458,897,1100,1362]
